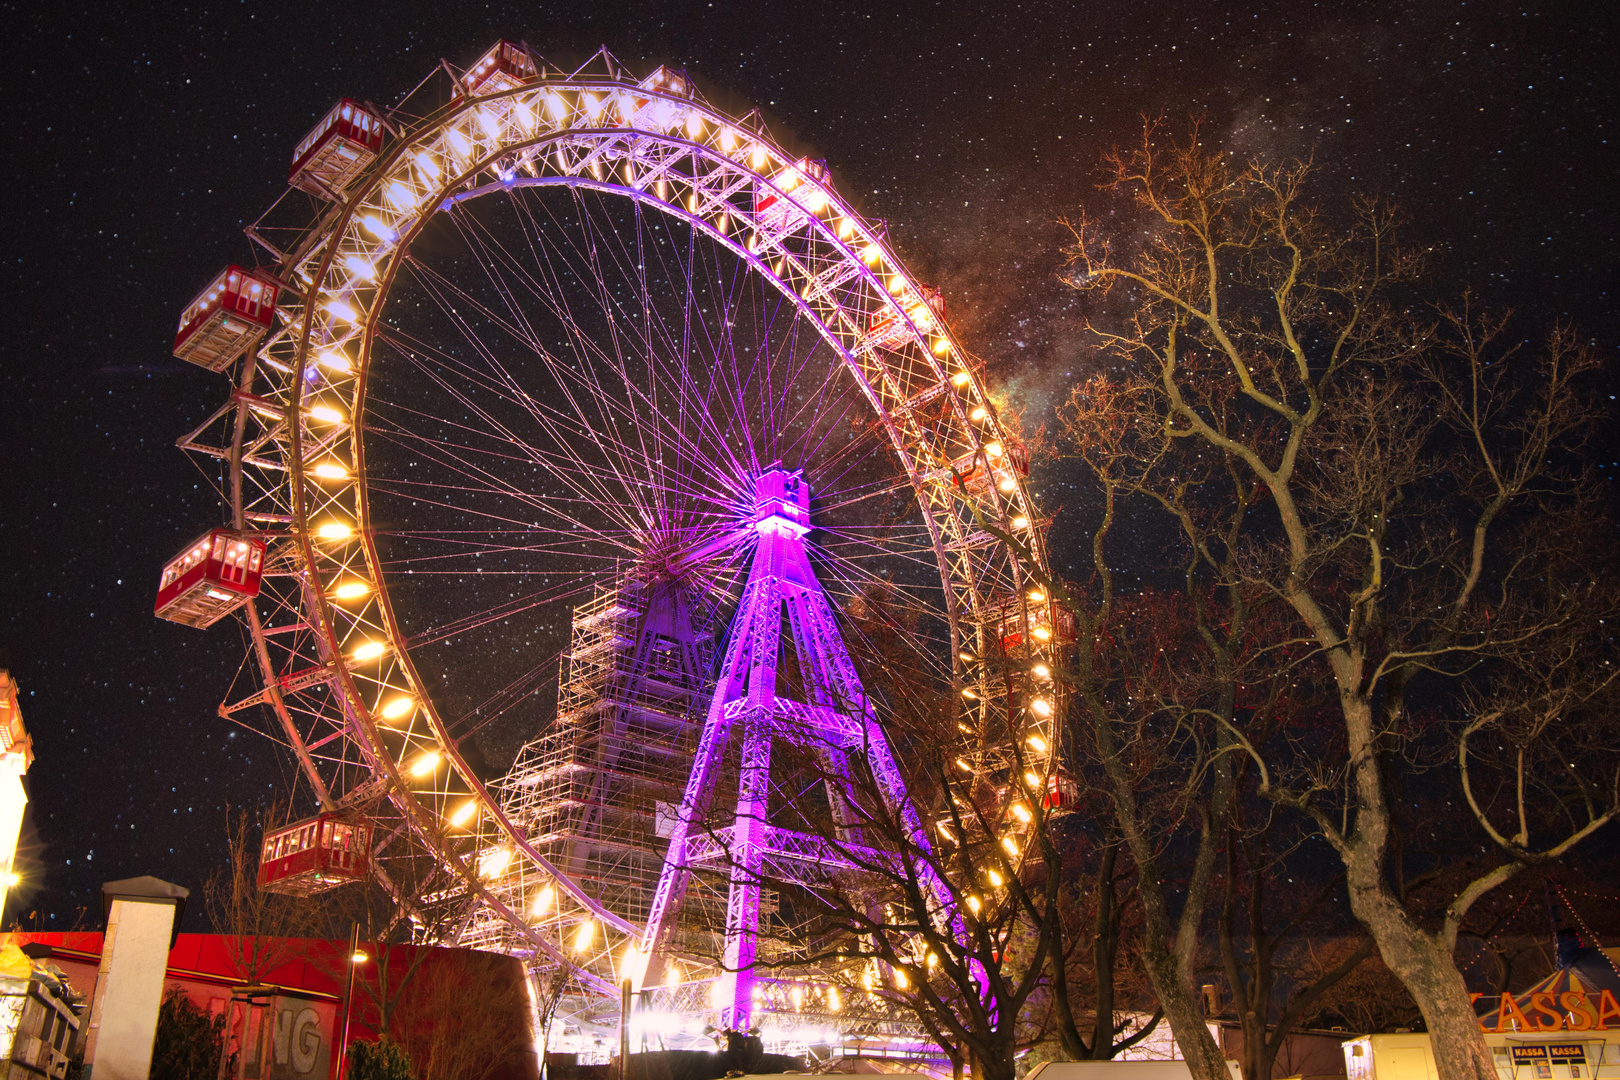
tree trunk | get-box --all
[1097,716,1229,1080]
[1338,698,1496,1080]
[1088,841,1120,1059]
[1345,864,1496,1080]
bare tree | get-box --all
[1045,821,1164,1062]
[204,803,321,985]
[1046,117,1620,1080]
[394,949,534,1080]
[1215,802,1374,1080]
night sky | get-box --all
[3,1,1615,931]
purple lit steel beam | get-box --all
[642,469,953,1030]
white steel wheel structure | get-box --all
[170,44,1065,1048]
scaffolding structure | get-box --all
[461,576,723,961]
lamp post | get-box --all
[338,924,368,1079]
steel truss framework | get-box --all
[176,43,1065,1036]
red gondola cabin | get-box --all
[754,157,830,236]
[290,98,386,198]
[1043,768,1080,815]
[461,40,538,98]
[172,266,280,372]
[948,438,1030,504]
[258,813,373,896]
[991,590,1076,656]
[867,285,945,352]
[154,529,266,629]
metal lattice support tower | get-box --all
[641,470,941,1030]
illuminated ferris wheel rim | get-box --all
[181,43,1061,1003]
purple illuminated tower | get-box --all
[641,469,934,1030]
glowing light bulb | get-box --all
[966,895,982,913]
[887,275,905,294]
[1027,733,1049,752]
[317,522,353,541]
[685,111,704,139]
[838,217,855,240]
[720,126,736,152]
[1033,626,1052,641]
[380,696,414,720]
[532,884,555,917]
[933,338,950,355]
[451,800,478,828]
[345,254,378,279]
[951,371,971,388]
[1002,836,1020,856]
[408,751,440,777]
[971,406,988,422]
[325,298,359,323]
[1025,770,1041,788]
[445,127,473,159]
[312,461,348,481]
[988,869,1004,887]
[860,244,881,265]
[999,477,1017,493]
[307,404,345,424]
[1011,802,1032,823]
[666,962,682,988]
[350,640,386,663]
[750,144,766,169]
[573,919,595,953]
[894,968,909,989]
[415,151,440,180]
[828,986,842,1011]
[1032,663,1051,679]
[479,845,513,878]
[1031,698,1053,718]
[315,350,351,373]
[1029,589,1046,602]
[985,441,1004,459]
[360,215,395,242]
[1013,515,1030,530]
[333,581,370,600]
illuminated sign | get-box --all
[1477,990,1620,1036]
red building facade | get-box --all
[3,932,538,1080]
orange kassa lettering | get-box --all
[1496,993,1533,1033]
[1596,990,1620,1030]
[1560,991,1595,1031]
[1530,992,1564,1032]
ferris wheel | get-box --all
[157,41,1071,1040]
